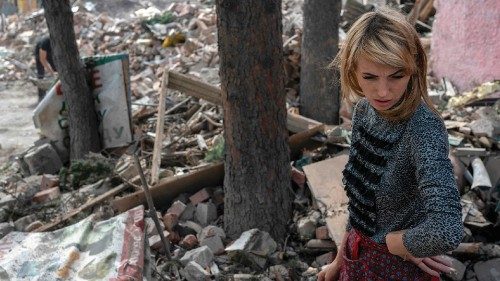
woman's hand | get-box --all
[386,230,455,276]
[317,258,343,281]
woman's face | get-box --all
[355,56,411,111]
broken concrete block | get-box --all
[189,188,211,205]
[0,222,14,239]
[306,239,336,251]
[200,234,225,255]
[199,225,226,242]
[474,258,500,281]
[181,261,210,281]
[315,226,330,240]
[180,234,199,250]
[32,186,61,204]
[23,144,63,175]
[444,256,466,281]
[167,200,187,217]
[180,203,196,221]
[180,245,214,268]
[163,213,179,231]
[225,229,277,269]
[40,174,59,190]
[297,217,316,239]
[195,202,217,226]
[14,214,37,231]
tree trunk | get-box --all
[216,0,292,241]
[42,0,101,160]
[300,0,341,124]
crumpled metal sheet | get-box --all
[0,205,145,281]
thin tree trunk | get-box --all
[216,0,292,241]
[300,0,341,124]
[42,0,101,160]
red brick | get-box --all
[32,187,60,203]
[163,213,179,231]
[189,188,211,205]
[316,226,330,240]
[179,234,198,249]
[291,167,306,188]
[40,174,59,190]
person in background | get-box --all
[317,7,463,281]
[34,35,57,102]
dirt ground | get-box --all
[0,80,39,165]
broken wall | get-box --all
[431,0,500,92]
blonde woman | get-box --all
[318,8,462,281]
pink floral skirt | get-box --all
[339,229,440,281]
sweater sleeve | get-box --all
[402,113,463,257]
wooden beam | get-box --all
[35,183,129,232]
[150,70,169,185]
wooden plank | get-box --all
[303,151,349,244]
[150,71,169,185]
[112,163,224,213]
[35,183,129,232]
[167,70,322,133]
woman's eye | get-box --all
[362,76,376,80]
[391,75,404,79]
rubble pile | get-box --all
[0,0,499,280]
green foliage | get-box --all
[59,154,113,190]
[204,136,225,162]
[144,11,176,25]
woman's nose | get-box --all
[377,80,390,97]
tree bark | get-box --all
[42,0,101,160]
[216,0,292,241]
[300,0,341,124]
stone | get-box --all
[297,217,316,239]
[162,213,179,231]
[209,262,220,276]
[14,214,37,231]
[179,203,196,221]
[180,245,214,268]
[180,234,199,250]
[145,217,165,238]
[200,235,225,255]
[233,274,258,281]
[444,256,466,281]
[40,174,59,190]
[470,118,494,138]
[0,195,15,208]
[198,225,226,242]
[473,258,500,281]
[167,200,187,217]
[315,226,330,240]
[23,144,63,175]
[306,239,336,251]
[32,186,61,204]
[0,222,14,239]
[315,252,334,267]
[181,261,210,281]
[189,188,211,205]
[225,229,277,269]
[0,208,8,223]
[195,202,217,226]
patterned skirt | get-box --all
[339,229,440,281]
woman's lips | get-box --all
[373,99,392,108]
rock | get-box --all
[209,262,220,276]
[23,144,63,175]
[181,261,210,281]
[470,118,494,138]
[444,256,466,281]
[0,222,14,239]
[179,203,196,221]
[14,214,37,231]
[199,225,226,242]
[195,202,217,226]
[297,217,316,239]
[167,200,187,217]
[40,174,59,190]
[180,245,214,268]
[180,234,199,250]
[189,188,211,205]
[315,226,330,240]
[473,258,500,281]
[162,213,179,231]
[269,265,290,280]
[0,195,15,209]
[145,217,165,238]
[315,252,334,267]
[32,186,61,204]
[200,234,225,255]
[176,220,202,237]
[225,229,277,269]
[306,239,336,251]
[25,221,44,232]
[233,274,258,281]
[0,208,8,223]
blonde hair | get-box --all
[333,7,437,122]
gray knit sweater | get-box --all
[344,99,463,258]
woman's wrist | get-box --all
[385,230,410,259]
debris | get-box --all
[180,234,199,250]
[32,186,60,204]
[315,226,330,240]
[444,255,466,281]
[225,229,277,269]
[181,261,210,281]
[180,245,214,268]
[474,258,500,281]
[189,187,211,205]
[22,143,62,175]
[195,201,217,226]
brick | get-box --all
[189,188,210,205]
[163,213,179,231]
[195,202,217,226]
[179,234,199,250]
[179,203,196,221]
[167,201,186,217]
[23,143,62,175]
[315,226,330,240]
[40,174,59,190]
[32,186,61,204]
